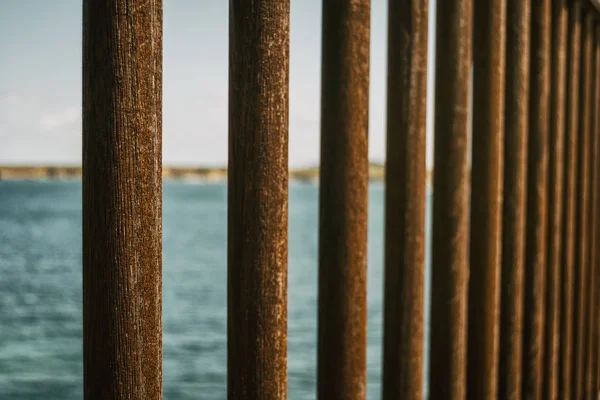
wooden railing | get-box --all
[81,0,600,399]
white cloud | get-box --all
[0,92,44,106]
[39,105,79,131]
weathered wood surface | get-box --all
[468,0,505,397]
[382,0,428,399]
[429,0,471,398]
[228,1,290,399]
[498,1,530,398]
[82,0,163,398]
[318,1,370,399]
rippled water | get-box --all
[0,181,431,399]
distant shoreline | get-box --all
[0,164,433,184]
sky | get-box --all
[0,0,437,168]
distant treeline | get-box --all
[0,164,433,183]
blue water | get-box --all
[0,181,431,399]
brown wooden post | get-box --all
[592,23,600,399]
[582,20,594,400]
[592,22,600,393]
[82,1,163,398]
[498,1,530,398]
[572,10,593,400]
[428,0,471,398]
[318,1,370,399]
[544,0,568,398]
[467,0,505,398]
[382,1,428,399]
[586,20,599,399]
[228,1,290,399]
[559,2,581,398]
[523,0,551,398]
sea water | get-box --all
[0,181,431,399]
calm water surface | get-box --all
[0,181,431,399]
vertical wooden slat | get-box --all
[592,23,600,399]
[498,1,530,398]
[586,21,599,399]
[467,0,505,398]
[428,0,471,398]
[559,2,581,398]
[228,2,290,399]
[82,1,163,398]
[318,1,370,399]
[523,0,551,398]
[590,22,600,396]
[572,9,593,400]
[382,0,428,399]
[544,0,568,398]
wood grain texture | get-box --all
[82,0,163,398]
[227,2,290,399]
[498,2,530,399]
[428,0,471,398]
[591,25,600,400]
[585,22,599,400]
[559,3,581,399]
[523,0,551,398]
[318,1,370,399]
[467,0,505,398]
[382,1,428,399]
[572,10,593,400]
[543,0,568,398]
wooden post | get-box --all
[228,1,290,399]
[592,23,600,399]
[318,1,370,399]
[544,0,568,398]
[586,21,599,399]
[498,1,530,398]
[467,0,505,397]
[559,2,581,398]
[572,10,593,400]
[428,0,471,398]
[82,1,163,398]
[523,0,551,398]
[581,22,594,400]
[382,1,428,399]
